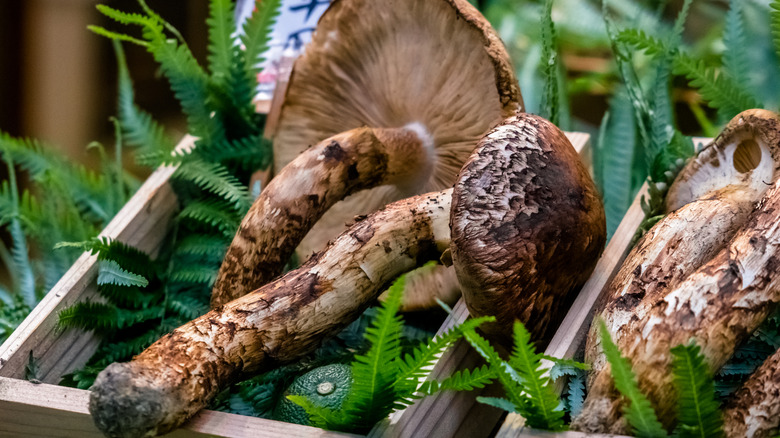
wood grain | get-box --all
[0,376,358,438]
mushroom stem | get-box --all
[90,189,452,438]
[573,177,780,434]
[211,123,434,307]
[722,347,780,438]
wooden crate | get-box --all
[0,131,626,438]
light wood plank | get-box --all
[0,376,358,438]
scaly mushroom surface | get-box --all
[210,0,522,307]
[88,113,603,437]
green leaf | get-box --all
[540,0,561,126]
[770,1,780,63]
[506,321,566,431]
[241,0,282,85]
[206,0,237,86]
[477,396,518,413]
[97,259,149,288]
[670,342,724,438]
[173,159,251,212]
[598,319,667,438]
[722,0,751,89]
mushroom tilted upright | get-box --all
[573,109,780,433]
[88,113,604,438]
[210,0,523,308]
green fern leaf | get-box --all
[206,0,237,86]
[417,364,496,397]
[770,1,780,63]
[97,259,149,288]
[176,199,242,238]
[722,0,751,89]
[173,235,229,261]
[113,41,174,158]
[173,159,251,211]
[615,28,668,58]
[670,343,723,438]
[167,263,218,285]
[476,396,518,413]
[673,54,762,123]
[88,25,149,47]
[9,219,36,308]
[669,0,692,48]
[506,321,566,431]
[57,301,122,332]
[241,0,281,83]
[149,40,224,143]
[598,319,666,438]
[339,277,405,431]
[566,369,586,417]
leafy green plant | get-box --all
[286,277,497,433]
[57,0,280,388]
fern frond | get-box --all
[96,4,155,28]
[241,0,281,82]
[506,321,566,431]
[598,319,666,438]
[149,40,224,143]
[668,0,692,48]
[340,277,405,430]
[57,301,122,332]
[114,41,174,158]
[565,369,586,417]
[88,25,149,47]
[196,135,271,174]
[9,219,36,308]
[0,132,56,180]
[394,315,494,396]
[476,396,518,413]
[616,28,669,58]
[166,294,209,321]
[97,259,149,288]
[722,0,751,89]
[673,54,762,122]
[167,263,218,285]
[670,343,723,438]
[770,1,780,63]
[173,159,251,211]
[206,0,237,86]
[416,364,496,397]
[172,234,228,261]
[176,199,242,238]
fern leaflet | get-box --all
[97,259,149,288]
[598,319,666,438]
[670,343,723,438]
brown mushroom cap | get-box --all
[450,112,606,345]
[666,109,780,212]
[272,0,522,258]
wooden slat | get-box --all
[377,133,595,438]
[0,136,194,381]
[0,376,358,438]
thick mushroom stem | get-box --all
[722,347,780,438]
[90,190,452,438]
[584,185,757,379]
[450,113,606,346]
[572,177,780,434]
[211,123,434,308]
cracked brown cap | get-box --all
[272,0,523,258]
[666,109,780,212]
[450,112,605,346]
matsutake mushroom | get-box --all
[210,0,522,308]
[572,109,780,434]
[88,113,604,438]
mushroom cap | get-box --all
[272,0,522,258]
[450,112,606,345]
[666,109,780,212]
